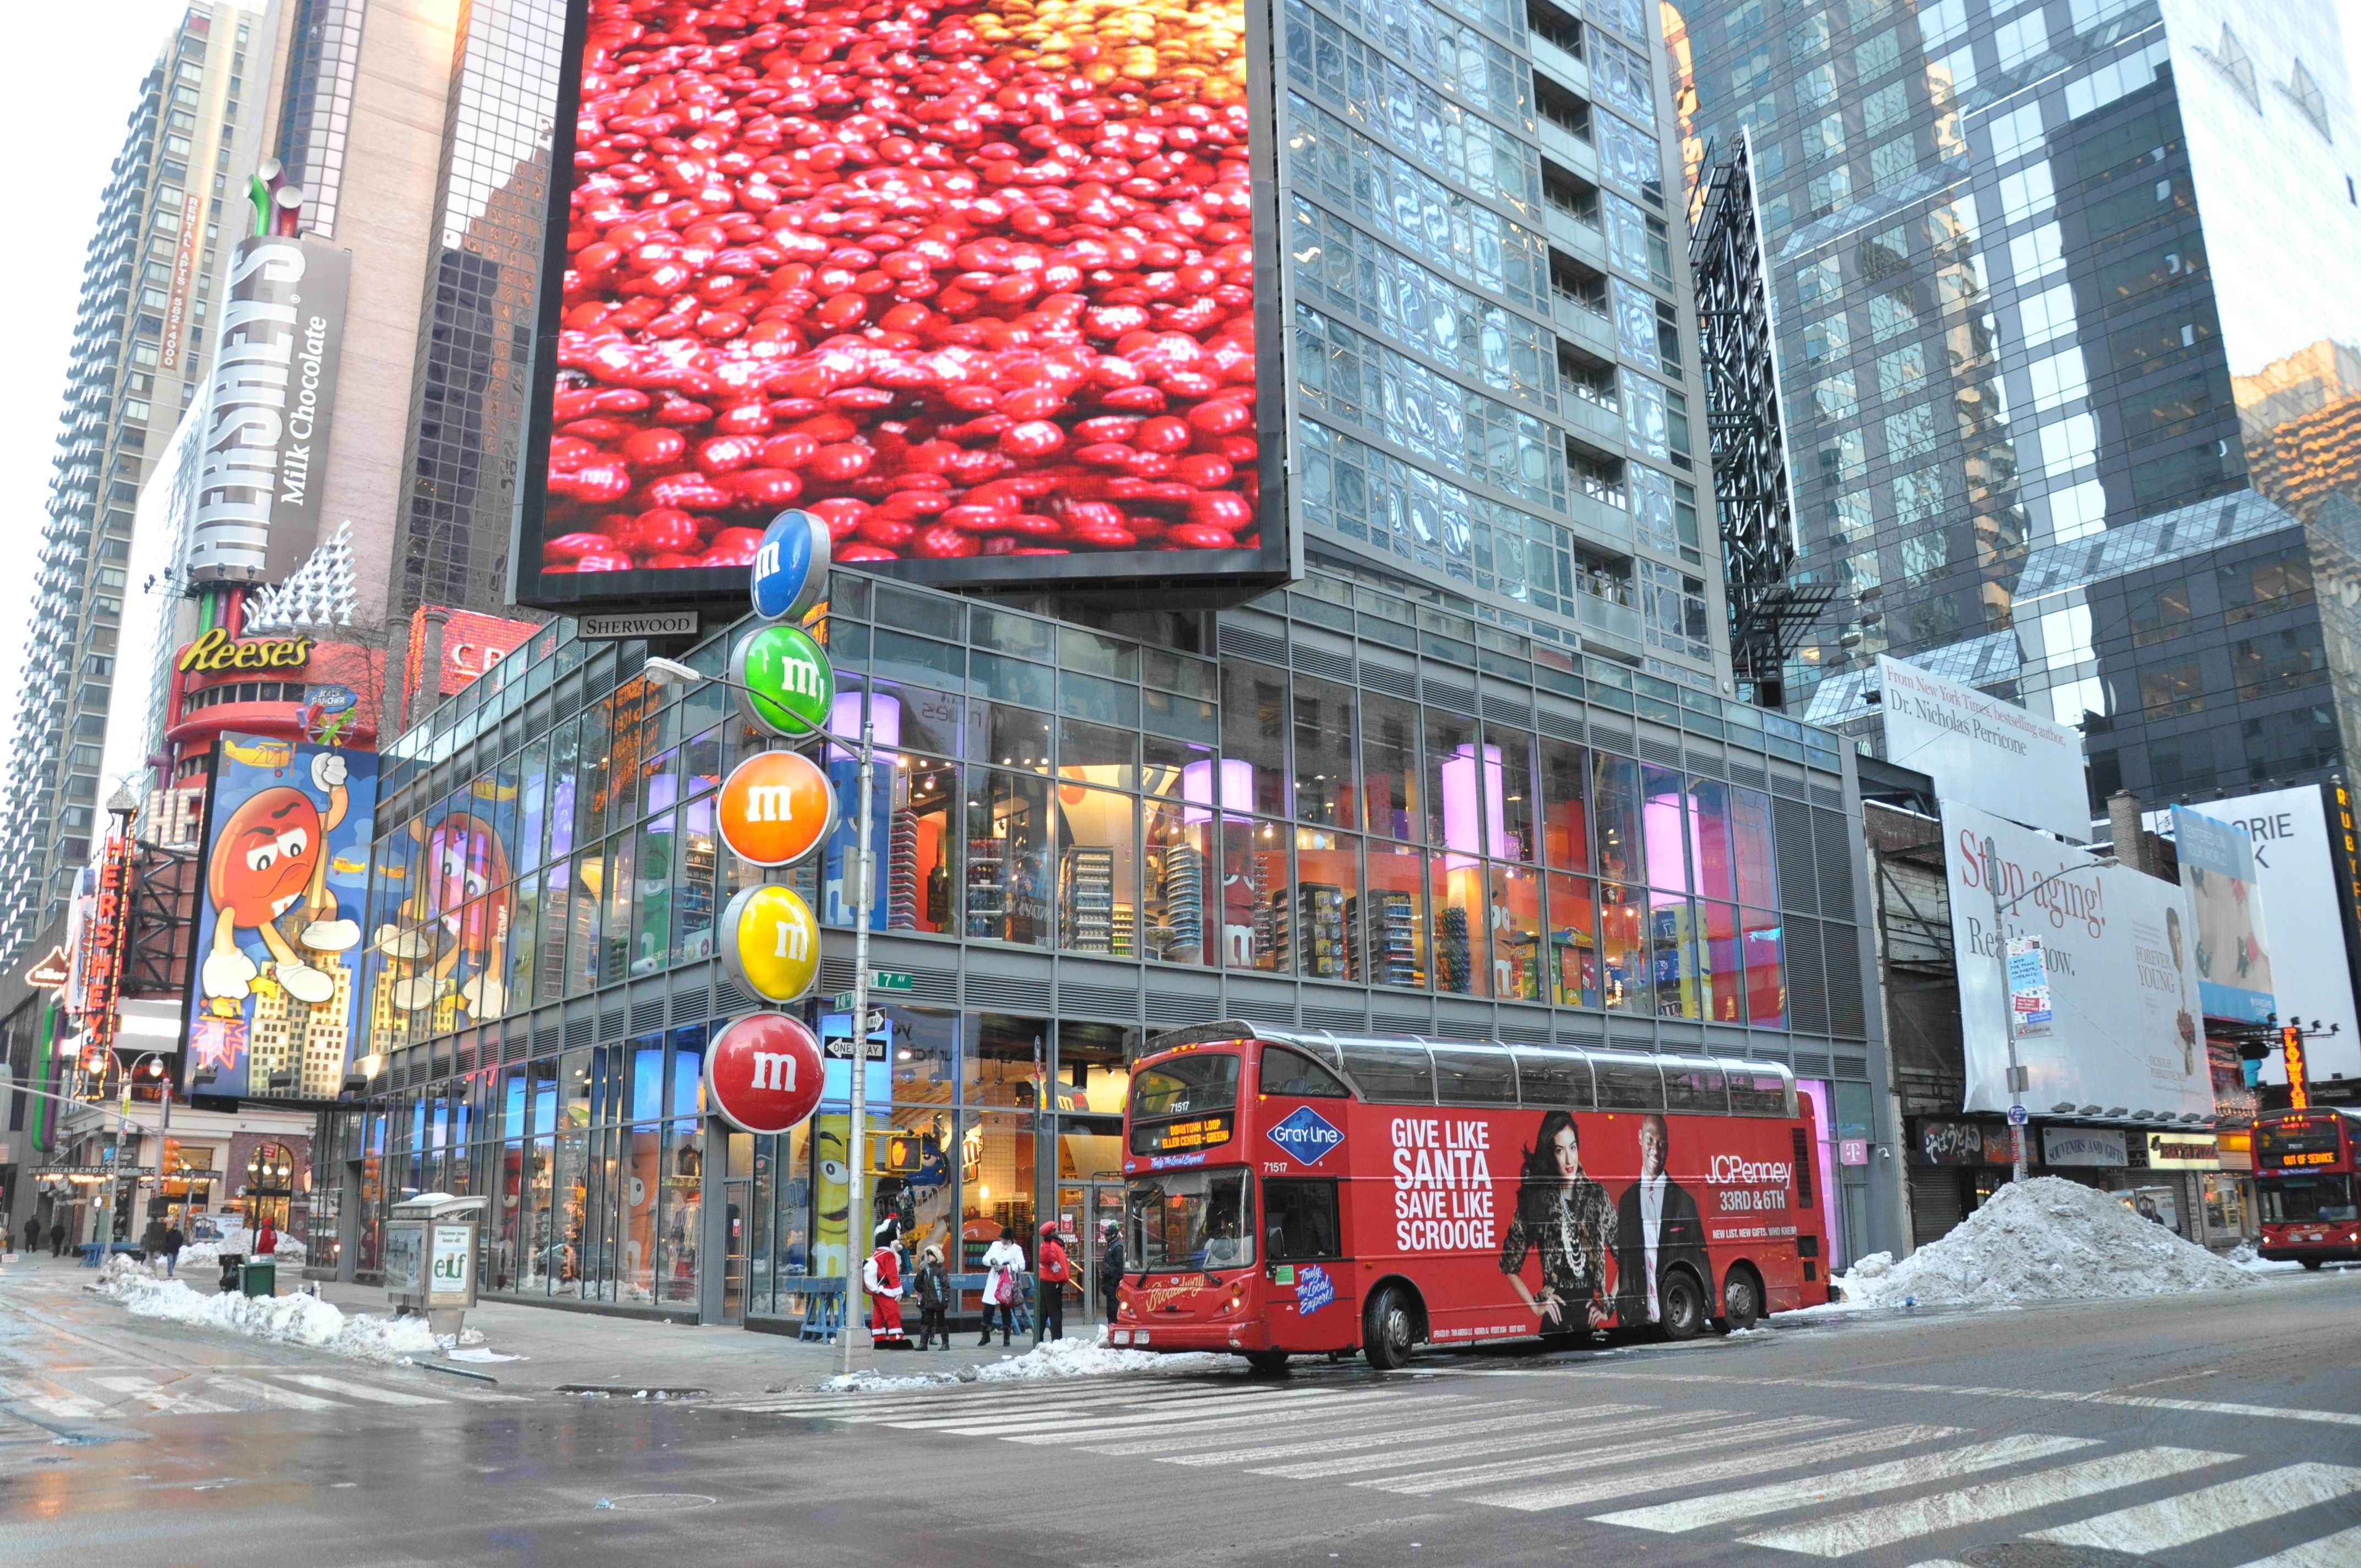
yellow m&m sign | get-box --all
[721,883,821,1003]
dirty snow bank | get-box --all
[828,1331,1231,1390]
[175,1237,307,1272]
[88,1255,437,1362]
[1819,1176,2255,1310]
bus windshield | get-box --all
[1129,1052,1239,1121]
[2261,1174,2360,1224]
[1128,1168,1255,1273]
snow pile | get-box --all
[1825,1176,2257,1310]
[2227,1240,2303,1274]
[827,1332,1231,1390]
[89,1259,438,1362]
[174,1237,306,1272]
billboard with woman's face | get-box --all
[516,0,1289,607]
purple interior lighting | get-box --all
[1438,743,1505,861]
[1181,758,1255,824]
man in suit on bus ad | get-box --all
[1614,1112,1709,1326]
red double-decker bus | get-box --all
[2255,1107,2361,1267]
[1113,1023,1830,1370]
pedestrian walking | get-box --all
[254,1213,278,1257]
[1037,1220,1069,1343]
[49,1218,66,1257]
[164,1221,185,1279]
[864,1216,909,1350]
[913,1244,950,1350]
[1099,1221,1125,1324]
[141,1215,170,1276]
[977,1224,1025,1348]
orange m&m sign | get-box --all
[718,749,836,867]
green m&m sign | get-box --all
[732,622,834,737]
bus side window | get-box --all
[1261,1047,1352,1098]
[1265,1178,1341,1260]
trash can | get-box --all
[218,1254,245,1294]
[240,1259,276,1298]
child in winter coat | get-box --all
[913,1245,951,1349]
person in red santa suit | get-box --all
[864,1215,910,1350]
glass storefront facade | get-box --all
[323,563,1876,1321]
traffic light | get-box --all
[2240,1034,2272,1089]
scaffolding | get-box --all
[1689,132,1834,707]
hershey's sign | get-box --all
[187,236,350,583]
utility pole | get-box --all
[839,720,876,1380]
[1987,835,2027,1183]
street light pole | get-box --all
[839,718,877,1380]
[1985,836,2027,1183]
[1982,839,2118,1184]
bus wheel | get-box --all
[1245,1351,1291,1374]
[1364,1284,1417,1371]
[2303,1257,2325,1271]
[1661,1271,1707,1341]
[1718,1267,1761,1332]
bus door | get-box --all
[1263,1175,1355,1352]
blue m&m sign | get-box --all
[749,509,833,622]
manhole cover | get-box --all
[599,1494,717,1513]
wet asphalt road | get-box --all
[3,1267,2359,1567]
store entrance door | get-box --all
[722,1178,750,1324]
[1053,1180,1128,1331]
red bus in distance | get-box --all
[1115,1023,1830,1370]
[2255,1106,2361,1267]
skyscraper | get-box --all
[0,2,264,955]
[1669,0,2361,808]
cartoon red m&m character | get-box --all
[201,752,360,1005]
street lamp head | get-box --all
[644,656,704,687]
[105,781,139,820]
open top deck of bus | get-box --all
[1140,1020,1799,1120]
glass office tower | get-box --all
[1668,0,2361,806]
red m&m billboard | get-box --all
[514,0,1291,608]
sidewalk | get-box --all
[303,1276,1105,1396]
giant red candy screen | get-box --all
[525,0,1276,600]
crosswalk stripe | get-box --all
[1738,1446,2240,1559]
[912,1389,1347,1436]
[1163,1401,1580,1468]
[730,1384,1256,1419]
[1253,1407,1696,1481]
[1359,1414,1845,1497]
[205,1375,346,1411]
[277,1374,445,1407]
[1043,1398,1445,1455]
[90,1375,235,1415]
[1585,1431,2079,1529]
[2032,1463,2361,1555]
[2232,1522,2361,1567]
[839,1385,1256,1423]
[20,1394,101,1420]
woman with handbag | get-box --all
[977,1223,1026,1347]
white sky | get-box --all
[0,2,211,752]
[0,1,2358,749]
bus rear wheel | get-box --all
[1244,1350,1291,1374]
[1661,1270,1707,1341]
[1718,1267,1761,1332]
[1363,1284,1418,1371]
